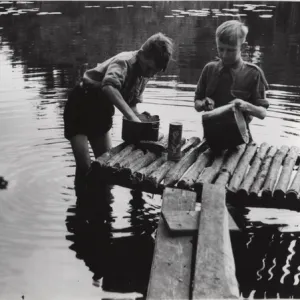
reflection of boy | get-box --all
[64,32,173,196]
[194,20,269,124]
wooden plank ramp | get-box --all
[146,188,196,300]
[146,185,240,300]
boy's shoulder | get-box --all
[243,61,269,88]
[243,61,265,73]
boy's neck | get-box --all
[222,57,243,69]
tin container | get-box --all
[167,122,183,161]
[122,115,160,143]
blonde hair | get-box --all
[216,20,248,46]
[140,32,174,71]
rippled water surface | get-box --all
[1,1,300,299]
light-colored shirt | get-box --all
[83,51,149,106]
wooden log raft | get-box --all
[106,144,136,168]
[286,164,300,206]
[192,184,240,299]
[146,160,176,189]
[164,142,204,187]
[194,150,227,193]
[177,148,212,190]
[144,140,197,189]
[273,146,299,204]
[237,142,270,198]
[132,156,167,183]
[248,146,277,202]
[215,144,246,186]
[93,142,127,169]
[261,145,289,201]
[228,142,257,193]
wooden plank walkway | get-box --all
[146,185,240,300]
[146,188,196,300]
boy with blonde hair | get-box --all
[194,20,269,122]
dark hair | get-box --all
[140,32,174,71]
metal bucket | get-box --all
[202,103,249,152]
[122,114,160,143]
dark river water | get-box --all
[1,1,300,299]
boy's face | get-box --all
[216,39,244,66]
[138,52,162,78]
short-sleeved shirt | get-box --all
[83,50,149,107]
[64,51,149,140]
[194,58,269,109]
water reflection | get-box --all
[65,183,155,296]
[0,1,300,299]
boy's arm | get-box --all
[232,67,269,120]
[231,99,267,119]
[194,65,215,111]
[102,85,141,122]
[101,60,141,122]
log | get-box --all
[215,144,246,186]
[286,165,300,205]
[94,142,127,167]
[130,151,157,174]
[163,143,204,187]
[194,150,227,192]
[261,145,289,199]
[192,183,240,299]
[146,160,176,188]
[132,156,166,183]
[228,142,258,193]
[274,146,299,201]
[177,148,212,189]
[106,144,135,167]
[114,149,145,169]
[248,146,277,198]
[237,142,270,198]
[180,136,201,154]
[146,188,196,300]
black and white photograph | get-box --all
[0,1,300,299]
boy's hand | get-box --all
[195,97,215,112]
[203,97,215,111]
[230,99,250,113]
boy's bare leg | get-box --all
[70,134,91,197]
[89,130,112,158]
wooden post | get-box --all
[146,188,197,300]
[192,184,240,299]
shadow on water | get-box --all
[65,182,155,297]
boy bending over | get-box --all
[64,32,173,196]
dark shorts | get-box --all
[63,83,115,140]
